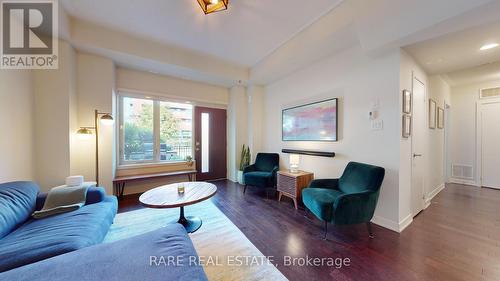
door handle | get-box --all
[413,153,422,158]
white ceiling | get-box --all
[60,0,342,68]
[443,61,500,86]
[60,0,500,87]
[404,20,500,75]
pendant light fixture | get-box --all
[197,0,229,15]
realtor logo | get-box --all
[1,0,58,69]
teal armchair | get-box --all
[302,162,385,239]
[243,153,279,196]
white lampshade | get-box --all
[100,114,114,126]
[289,154,300,173]
[76,127,93,140]
[289,154,300,165]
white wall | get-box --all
[227,86,248,181]
[399,51,450,224]
[247,85,265,162]
[116,68,229,106]
[399,50,428,227]
[0,70,35,182]
[263,45,402,230]
[74,53,116,195]
[427,75,451,195]
[33,40,76,191]
[71,20,248,87]
[450,79,500,185]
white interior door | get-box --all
[481,102,500,189]
[411,78,425,216]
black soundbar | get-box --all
[281,149,335,158]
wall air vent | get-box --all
[480,87,500,99]
[451,164,473,180]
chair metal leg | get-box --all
[269,189,277,200]
[366,222,374,238]
[323,221,328,240]
[243,185,247,194]
[303,207,313,222]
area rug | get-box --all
[104,200,288,281]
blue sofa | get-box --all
[0,181,117,272]
[0,224,208,281]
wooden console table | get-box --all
[113,170,197,199]
[277,170,314,209]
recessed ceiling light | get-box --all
[480,43,499,51]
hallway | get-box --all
[399,183,500,280]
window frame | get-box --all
[117,92,194,167]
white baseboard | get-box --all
[373,184,446,234]
[371,214,412,233]
[424,183,445,209]
[371,216,399,232]
[449,178,478,186]
[398,214,413,232]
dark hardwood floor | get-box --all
[119,182,500,281]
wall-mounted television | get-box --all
[282,98,338,142]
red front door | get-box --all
[194,106,227,181]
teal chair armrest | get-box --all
[308,179,339,190]
[271,166,279,185]
[243,164,256,174]
[332,190,379,225]
[271,166,279,176]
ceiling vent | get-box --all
[480,87,500,99]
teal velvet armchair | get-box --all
[243,153,279,196]
[302,162,385,239]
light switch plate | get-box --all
[371,120,383,130]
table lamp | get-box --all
[289,154,300,173]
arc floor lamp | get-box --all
[76,110,114,186]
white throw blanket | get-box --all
[32,185,88,219]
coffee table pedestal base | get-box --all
[171,206,202,233]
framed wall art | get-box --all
[437,107,444,129]
[402,90,412,114]
[282,98,338,141]
[402,114,411,138]
[429,99,436,129]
